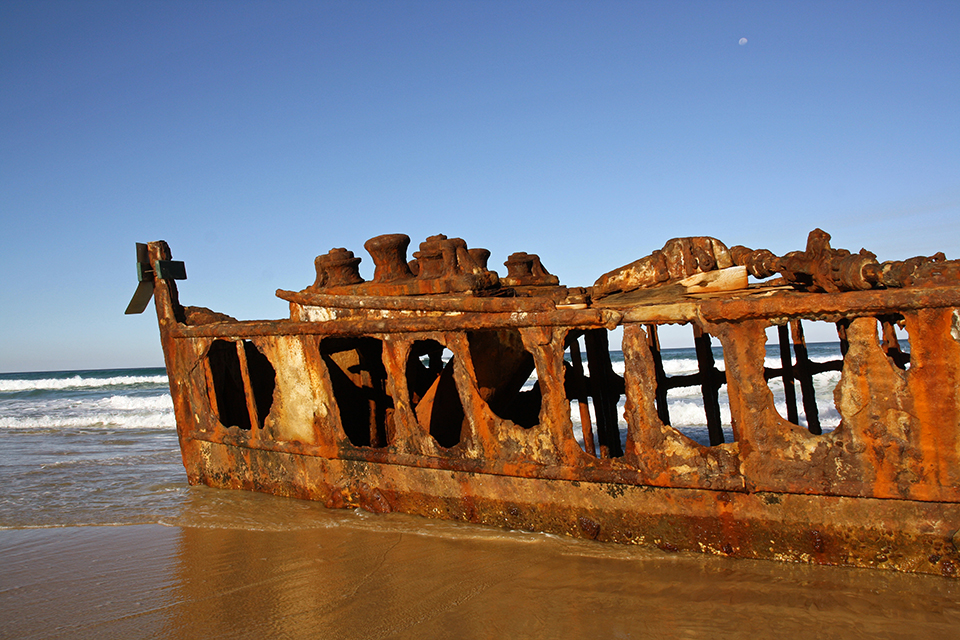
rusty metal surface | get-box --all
[309,234,501,296]
[139,230,960,577]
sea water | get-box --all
[0,368,184,529]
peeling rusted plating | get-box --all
[139,229,960,577]
[730,228,955,293]
[594,228,957,298]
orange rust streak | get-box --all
[908,309,960,500]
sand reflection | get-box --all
[4,505,960,638]
[160,515,960,639]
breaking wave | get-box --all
[0,374,168,393]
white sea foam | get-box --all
[0,393,175,429]
[0,393,173,413]
[0,412,175,429]
[0,374,168,392]
[572,357,716,377]
[660,358,700,376]
[94,394,173,411]
[666,400,732,427]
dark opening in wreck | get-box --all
[206,339,275,432]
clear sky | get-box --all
[2,1,958,373]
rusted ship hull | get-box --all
[131,231,960,577]
[184,439,960,575]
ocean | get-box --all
[3,345,958,639]
[0,367,182,530]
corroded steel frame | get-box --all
[144,239,960,577]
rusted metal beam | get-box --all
[692,324,725,445]
[278,289,557,312]
[566,333,597,457]
[584,329,623,458]
[776,324,800,424]
[790,320,822,435]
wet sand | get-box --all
[4,516,959,640]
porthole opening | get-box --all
[763,320,843,434]
[467,329,541,428]
[319,337,394,448]
[406,340,465,448]
[563,329,626,458]
[206,339,275,431]
[644,324,733,447]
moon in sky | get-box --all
[739,37,748,45]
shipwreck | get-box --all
[128,229,960,576]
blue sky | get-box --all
[2,1,958,372]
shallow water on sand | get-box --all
[2,365,959,638]
[4,509,960,639]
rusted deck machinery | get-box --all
[128,230,960,576]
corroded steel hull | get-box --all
[135,231,960,577]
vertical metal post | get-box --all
[202,350,220,420]
[693,325,724,445]
[584,329,623,458]
[790,320,821,435]
[568,334,597,456]
[879,317,908,369]
[428,346,444,375]
[880,319,900,352]
[777,324,800,424]
[358,355,381,447]
[235,340,261,435]
[836,319,850,357]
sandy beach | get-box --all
[4,512,960,640]
[3,368,960,639]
